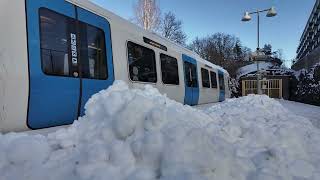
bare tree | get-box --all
[133,0,161,31]
[188,37,206,57]
[189,33,252,77]
[160,11,187,45]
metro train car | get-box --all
[0,0,230,132]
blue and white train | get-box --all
[0,0,230,132]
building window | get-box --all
[219,73,225,90]
[201,68,210,88]
[210,71,218,88]
[160,54,179,85]
[39,8,108,79]
[127,42,157,83]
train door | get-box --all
[218,70,225,102]
[26,0,114,129]
[76,7,114,116]
[182,55,199,105]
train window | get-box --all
[39,8,107,79]
[201,68,210,88]
[127,42,157,83]
[160,54,179,85]
[39,8,76,77]
[79,23,107,80]
[184,62,198,87]
[219,73,225,90]
[210,71,218,88]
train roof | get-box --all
[66,0,229,75]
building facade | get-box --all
[292,0,320,70]
[237,58,293,100]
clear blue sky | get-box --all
[92,0,314,65]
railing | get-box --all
[242,79,283,99]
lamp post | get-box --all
[242,7,277,95]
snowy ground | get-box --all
[0,81,320,180]
[278,100,320,128]
[197,99,320,129]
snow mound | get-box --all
[0,81,320,180]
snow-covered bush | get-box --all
[229,78,241,98]
[294,64,320,106]
[0,81,320,180]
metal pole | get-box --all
[242,8,276,95]
[256,11,261,95]
[257,10,260,49]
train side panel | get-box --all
[0,0,29,132]
[103,8,185,103]
[157,51,185,103]
[0,0,230,133]
[197,64,220,104]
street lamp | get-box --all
[241,7,277,95]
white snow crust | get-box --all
[0,81,320,180]
[237,62,273,78]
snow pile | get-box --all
[278,100,320,129]
[0,81,320,180]
[201,95,320,179]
